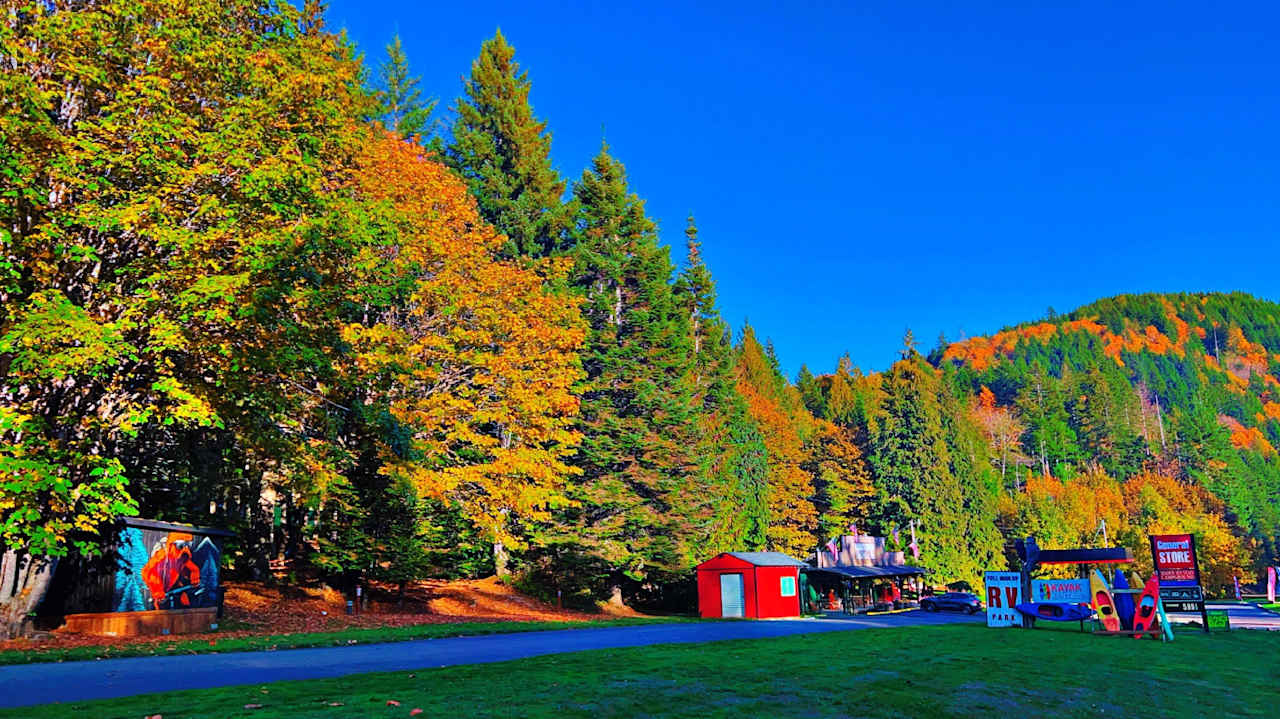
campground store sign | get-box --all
[1150,532,1210,629]
[983,571,1022,627]
[1150,533,1200,586]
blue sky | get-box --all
[326,1,1279,377]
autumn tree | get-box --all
[0,0,370,636]
[735,326,818,556]
[805,421,874,539]
[343,132,586,577]
[445,30,571,258]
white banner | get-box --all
[984,571,1023,627]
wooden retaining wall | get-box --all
[59,607,218,637]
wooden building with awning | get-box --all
[802,563,929,613]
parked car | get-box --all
[921,592,983,614]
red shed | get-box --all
[696,552,806,619]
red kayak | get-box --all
[1131,574,1161,638]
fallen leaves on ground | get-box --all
[5,576,603,659]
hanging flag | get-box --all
[825,538,839,565]
[1233,575,1241,600]
[1267,566,1276,604]
[908,521,919,560]
[848,523,858,538]
[892,526,900,544]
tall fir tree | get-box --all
[870,335,996,585]
[796,365,827,418]
[446,30,570,258]
[374,35,436,139]
[554,145,699,597]
[674,215,768,556]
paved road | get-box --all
[1167,601,1280,630]
[0,611,979,708]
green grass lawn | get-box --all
[0,616,690,666]
[6,623,1272,719]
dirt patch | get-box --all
[0,576,604,655]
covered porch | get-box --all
[802,564,928,615]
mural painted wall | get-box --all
[113,526,223,612]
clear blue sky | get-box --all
[326,0,1279,377]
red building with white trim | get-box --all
[696,552,805,619]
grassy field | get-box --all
[5,623,1271,719]
[0,617,689,666]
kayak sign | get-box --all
[983,571,1023,627]
[1031,579,1089,604]
[1149,533,1201,587]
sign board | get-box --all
[983,571,1023,627]
[1158,585,1203,602]
[1206,610,1230,631]
[1150,534,1201,587]
[1032,578,1089,604]
[1150,533,1209,632]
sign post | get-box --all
[1150,533,1209,633]
[983,571,1023,627]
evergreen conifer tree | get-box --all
[674,215,768,555]
[796,365,827,418]
[870,336,997,584]
[446,31,570,257]
[374,35,436,139]
[556,145,700,595]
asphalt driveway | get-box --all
[0,610,980,708]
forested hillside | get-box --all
[1,2,1273,635]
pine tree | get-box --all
[870,339,997,585]
[674,215,768,555]
[446,30,570,258]
[796,365,827,418]
[555,145,699,595]
[374,35,436,139]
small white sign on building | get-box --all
[983,571,1023,627]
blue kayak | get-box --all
[1113,570,1136,630]
[1015,602,1095,621]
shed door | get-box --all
[720,573,745,617]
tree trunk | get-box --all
[493,540,510,578]
[0,551,58,640]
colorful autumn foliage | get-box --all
[347,132,585,569]
[2,1,1275,634]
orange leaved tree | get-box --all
[345,132,585,575]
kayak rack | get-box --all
[1090,587,1174,642]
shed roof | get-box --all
[122,516,235,538]
[725,551,808,567]
[803,564,928,578]
[698,551,807,568]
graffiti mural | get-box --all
[112,524,223,612]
